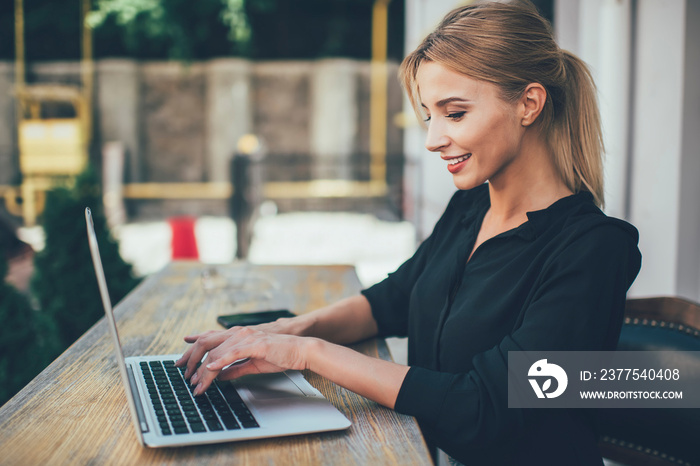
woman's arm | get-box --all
[258,294,379,345]
[175,293,405,403]
[304,338,409,409]
[175,324,409,408]
[188,330,409,408]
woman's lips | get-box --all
[446,154,471,174]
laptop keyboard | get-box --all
[140,360,260,436]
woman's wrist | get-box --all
[300,336,325,371]
[290,312,317,337]
[298,336,409,408]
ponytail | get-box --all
[549,51,605,207]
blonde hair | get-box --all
[399,1,605,207]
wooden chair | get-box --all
[598,297,700,466]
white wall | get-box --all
[627,1,687,298]
[677,0,700,300]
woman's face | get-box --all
[416,61,526,191]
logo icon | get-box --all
[528,359,568,399]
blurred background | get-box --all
[0,0,698,426]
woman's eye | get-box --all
[446,111,466,120]
[423,115,431,122]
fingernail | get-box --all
[194,383,203,396]
[206,363,215,370]
[190,373,198,385]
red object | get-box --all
[169,217,199,260]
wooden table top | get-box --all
[0,262,431,465]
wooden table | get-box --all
[0,262,431,465]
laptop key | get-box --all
[221,416,241,430]
[190,422,206,433]
[206,420,224,432]
[173,426,190,435]
[218,385,242,403]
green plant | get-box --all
[0,249,60,407]
[31,167,140,347]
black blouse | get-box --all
[362,183,642,465]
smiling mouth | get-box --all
[448,154,471,165]
[445,153,472,174]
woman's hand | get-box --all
[175,326,315,396]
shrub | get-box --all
[31,167,140,347]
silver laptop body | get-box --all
[85,207,351,447]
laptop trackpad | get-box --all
[235,373,307,400]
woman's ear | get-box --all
[520,83,547,127]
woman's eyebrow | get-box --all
[421,97,472,109]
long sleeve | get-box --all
[361,189,466,338]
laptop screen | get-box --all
[85,207,145,440]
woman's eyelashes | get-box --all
[423,111,467,123]
[423,110,467,123]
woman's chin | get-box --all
[452,175,486,191]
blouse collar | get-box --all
[458,185,596,240]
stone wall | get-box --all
[0,58,404,220]
[140,62,208,183]
[0,63,16,185]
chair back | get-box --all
[599,297,700,466]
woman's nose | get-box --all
[424,121,449,152]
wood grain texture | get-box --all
[0,262,431,465]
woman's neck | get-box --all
[486,135,572,227]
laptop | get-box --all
[85,207,351,448]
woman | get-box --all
[177,2,641,464]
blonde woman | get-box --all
[178,2,641,464]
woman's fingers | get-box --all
[176,329,231,379]
[192,353,257,395]
[192,364,219,396]
[175,345,195,367]
[188,329,259,394]
[217,360,259,380]
[175,332,209,367]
